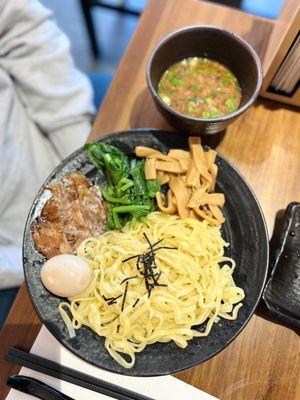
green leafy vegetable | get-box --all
[191,83,200,90]
[170,75,184,86]
[209,107,221,118]
[188,99,196,114]
[222,73,233,86]
[167,70,174,80]
[225,97,236,112]
[146,179,160,198]
[85,142,160,230]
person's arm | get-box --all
[0,0,95,158]
[0,246,23,289]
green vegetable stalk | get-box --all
[85,142,160,230]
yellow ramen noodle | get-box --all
[59,212,244,368]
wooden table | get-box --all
[1,1,300,399]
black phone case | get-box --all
[263,202,300,328]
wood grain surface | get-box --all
[1,1,300,399]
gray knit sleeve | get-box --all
[0,0,95,158]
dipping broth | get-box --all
[158,57,241,118]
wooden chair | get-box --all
[79,0,142,58]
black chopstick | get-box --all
[5,347,154,400]
[7,375,75,400]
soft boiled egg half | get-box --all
[40,254,91,297]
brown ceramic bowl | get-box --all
[146,25,263,135]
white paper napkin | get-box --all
[6,326,218,399]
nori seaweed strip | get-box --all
[151,238,164,248]
[102,295,115,301]
[121,275,138,284]
[152,271,162,286]
[143,232,154,252]
[122,254,140,263]
[144,234,159,284]
[121,236,174,298]
[121,282,129,312]
[145,278,152,298]
[122,240,176,263]
[101,316,118,326]
[132,298,140,308]
[153,246,177,251]
[128,338,140,344]
[142,233,156,281]
[116,324,120,333]
[139,272,159,278]
[106,294,123,305]
[141,252,155,296]
[143,232,151,245]
[136,255,141,271]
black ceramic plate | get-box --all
[23,129,269,376]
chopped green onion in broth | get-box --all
[158,57,241,118]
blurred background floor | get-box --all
[41,0,146,73]
[41,0,284,76]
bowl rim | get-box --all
[146,24,264,123]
